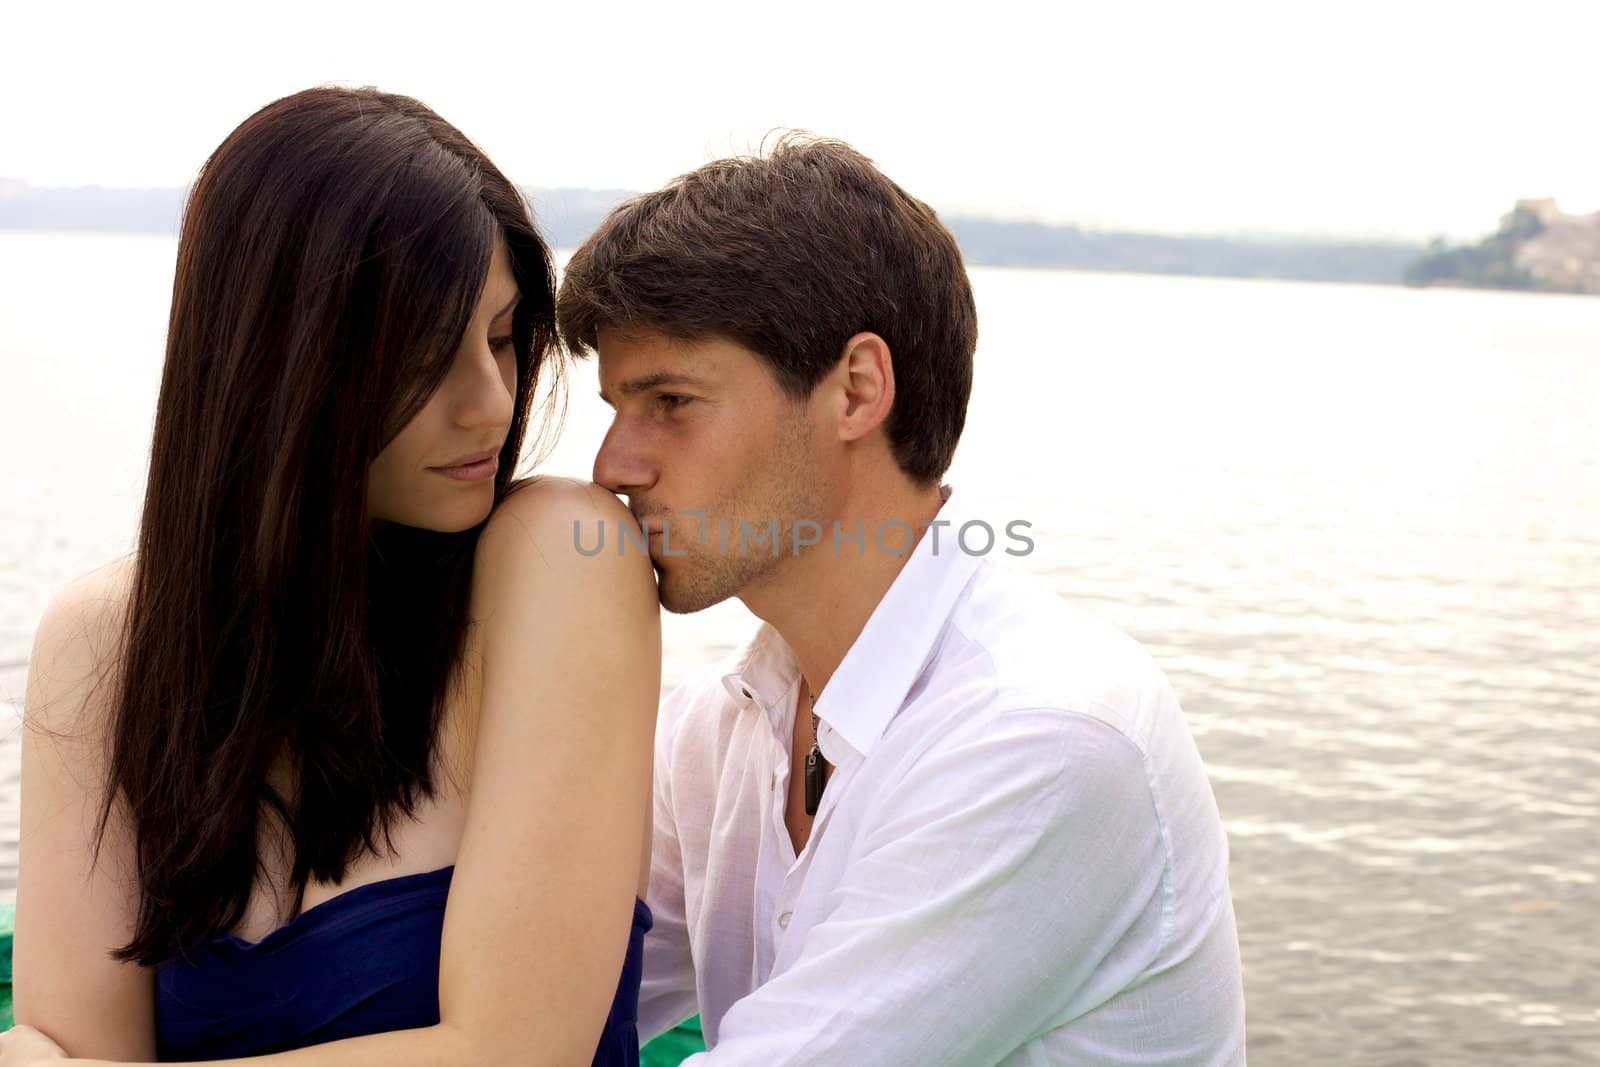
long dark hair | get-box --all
[99,87,559,965]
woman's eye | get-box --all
[489,335,516,355]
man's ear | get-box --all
[832,332,894,441]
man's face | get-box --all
[594,330,829,613]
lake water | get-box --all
[1,231,1597,1064]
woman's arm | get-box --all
[4,479,663,1067]
[13,562,156,1060]
[435,476,662,1059]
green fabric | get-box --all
[641,1015,706,1065]
[1,902,13,1029]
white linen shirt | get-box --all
[641,486,1246,1065]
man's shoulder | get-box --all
[931,562,1227,889]
[944,558,1179,745]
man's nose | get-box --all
[592,418,657,497]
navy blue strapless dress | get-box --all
[154,866,651,1064]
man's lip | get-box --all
[431,448,499,470]
[635,516,669,545]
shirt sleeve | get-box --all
[637,688,700,1043]
[682,708,1175,1066]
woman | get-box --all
[1,87,661,1064]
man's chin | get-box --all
[658,579,732,615]
[655,560,744,615]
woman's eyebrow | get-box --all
[491,292,520,320]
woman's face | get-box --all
[366,239,521,532]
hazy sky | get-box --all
[5,0,1598,239]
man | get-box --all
[559,134,1246,1065]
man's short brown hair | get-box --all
[557,133,977,487]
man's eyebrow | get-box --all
[597,371,711,407]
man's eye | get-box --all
[658,393,693,411]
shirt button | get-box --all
[778,912,792,929]
[741,686,752,699]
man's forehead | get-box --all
[596,329,762,386]
[595,332,717,402]
[596,326,739,359]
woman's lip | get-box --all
[431,451,499,482]
[433,449,498,469]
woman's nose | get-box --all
[451,340,515,432]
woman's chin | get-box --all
[372,496,496,534]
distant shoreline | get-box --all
[0,180,1423,288]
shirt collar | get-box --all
[722,485,985,760]
[720,622,799,718]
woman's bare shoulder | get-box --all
[477,476,652,590]
[497,474,640,531]
[25,558,135,747]
[468,477,658,664]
